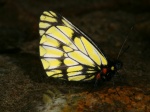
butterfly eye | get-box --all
[115,61,123,70]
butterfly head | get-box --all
[100,60,123,81]
[113,60,123,70]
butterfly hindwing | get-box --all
[39,11,108,81]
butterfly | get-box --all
[39,11,122,82]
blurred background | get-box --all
[0,0,150,112]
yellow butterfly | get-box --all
[39,11,122,82]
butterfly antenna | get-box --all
[117,26,133,59]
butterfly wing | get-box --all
[39,11,108,81]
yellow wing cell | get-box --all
[46,70,62,77]
[67,65,83,72]
[98,52,107,65]
[39,30,45,36]
[84,75,95,81]
[67,71,85,81]
[63,46,73,52]
[41,59,50,69]
[43,11,57,17]
[43,11,53,16]
[68,51,95,67]
[64,58,79,66]
[42,58,61,70]
[42,46,64,58]
[68,75,85,81]
[40,35,60,48]
[39,46,46,57]
[40,15,57,23]
[74,37,87,55]
[81,36,101,65]
[39,22,51,29]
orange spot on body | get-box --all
[102,68,107,74]
[96,73,101,79]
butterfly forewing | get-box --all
[39,11,108,81]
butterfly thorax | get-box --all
[98,60,123,81]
